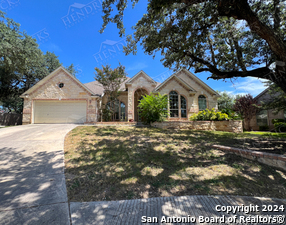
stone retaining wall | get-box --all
[213,145,286,172]
[151,120,243,133]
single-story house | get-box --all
[247,88,286,131]
[20,66,219,124]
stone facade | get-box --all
[151,120,243,133]
[248,89,286,131]
[21,67,219,124]
[21,67,98,125]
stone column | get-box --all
[127,86,133,121]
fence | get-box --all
[0,113,22,126]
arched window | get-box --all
[198,95,207,111]
[181,96,187,118]
[169,91,179,117]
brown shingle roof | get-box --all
[84,77,131,96]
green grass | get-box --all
[64,126,286,202]
[244,131,286,138]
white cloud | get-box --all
[231,77,268,97]
[126,62,148,71]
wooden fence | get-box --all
[0,113,22,126]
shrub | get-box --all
[259,125,269,131]
[189,108,229,121]
[221,109,242,120]
[138,93,168,124]
[102,108,112,122]
[272,118,285,124]
[274,122,286,132]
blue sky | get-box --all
[2,0,268,97]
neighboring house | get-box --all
[20,66,219,124]
[248,88,286,131]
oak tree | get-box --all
[100,0,286,93]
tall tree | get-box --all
[233,94,260,130]
[0,11,68,112]
[217,91,236,111]
[94,64,127,121]
[65,63,78,77]
[100,0,286,93]
[44,51,62,73]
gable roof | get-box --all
[254,88,269,100]
[175,68,219,96]
[154,72,197,93]
[84,77,130,96]
[126,70,158,85]
[20,66,96,98]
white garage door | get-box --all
[34,100,87,124]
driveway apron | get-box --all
[0,124,77,225]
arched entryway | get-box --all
[134,88,148,122]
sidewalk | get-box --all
[70,195,286,225]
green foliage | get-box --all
[217,91,235,111]
[0,11,75,112]
[189,108,229,121]
[95,64,127,121]
[261,82,286,113]
[102,108,112,122]
[138,93,168,124]
[221,108,241,120]
[100,0,286,93]
[274,122,286,132]
[65,63,78,77]
[259,125,269,131]
[44,51,62,73]
[272,118,285,124]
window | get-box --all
[169,91,179,117]
[58,83,64,88]
[181,96,187,118]
[106,100,126,121]
[120,102,126,121]
[284,110,286,120]
[257,110,268,126]
[114,100,119,120]
[198,95,207,111]
[169,91,187,118]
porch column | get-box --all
[127,84,133,121]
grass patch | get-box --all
[64,126,286,202]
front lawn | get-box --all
[64,126,286,202]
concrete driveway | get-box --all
[0,124,78,225]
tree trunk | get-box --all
[247,119,251,131]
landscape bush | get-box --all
[259,125,269,131]
[274,122,286,132]
[138,93,168,124]
[189,108,229,121]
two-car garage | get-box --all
[33,100,87,124]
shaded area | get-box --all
[0,146,67,210]
[64,126,286,202]
[0,124,77,224]
[70,195,286,225]
[0,113,22,126]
